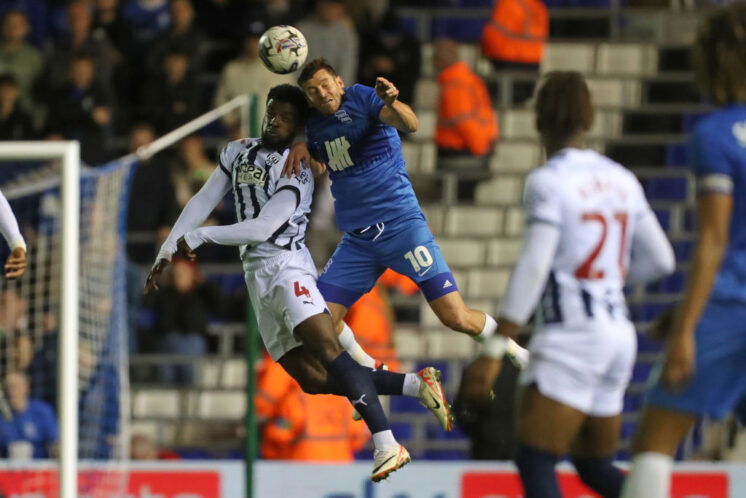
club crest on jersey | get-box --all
[236,162,267,185]
[334,109,352,124]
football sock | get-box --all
[326,351,390,435]
[621,452,672,498]
[572,456,624,498]
[474,313,498,342]
[402,373,422,397]
[338,322,377,368]
[369,369,406,395]
[372,430,398,450]
[515,443,562,498]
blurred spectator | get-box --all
[45,0,116,93]
[453,358,519,460]
[0,289,32,373]
[131,433,180,460]
[122,0,170,53]
[344,269,419,372]
[213,29,294,138]
[0,73,35,140]
[358,10,420,108]
[45,54,114,165]
[244,0,306,28]
[482,0,547,103]
[142,49,200,134]
[433,39,498,200]
[148,0,206,77]
[297,0,359,86]
[92,0,131,59]
[171,135,214,207]
[0,10,43,112]
[256,354,370,461]
[0,1,49,47]
[143,258,221,384]
[193,0,250,62]
[0,371,58,460]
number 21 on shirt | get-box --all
[575,211,628,279]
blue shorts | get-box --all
[317,213,458,308]
[646,301,746,419]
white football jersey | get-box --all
[525,148,651,326]
[218,138,313,260]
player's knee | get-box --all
[309,336,344,365]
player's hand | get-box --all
[375,77,399,106]
[176,236,196,261]
[309,158,327,177]
[662,331,695,392]
[4,246,26,279]
[459,356,502,403]
[282,142,311,178]
[143,258,169,294]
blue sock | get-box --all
[515,443,562,498]
[572,456,623,498]
[324,368,405,396]
[326,352,390,434]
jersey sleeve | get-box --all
[353,84,385,123]
[690,123,734,194]
[523,169,561,227]
[274,163,314,206]
[218,139,251,178]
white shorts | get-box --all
[520,319,637,417]
[243,248,328,361]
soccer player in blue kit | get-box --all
[284,57,526,419]
[622,5,746,497]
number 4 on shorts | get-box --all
[294,281,310,298]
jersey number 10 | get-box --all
[575,212,628,280]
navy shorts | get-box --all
[317,213,458,308]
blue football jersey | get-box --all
[690,105,746,303]
[306,84,421,231]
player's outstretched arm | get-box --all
[0,189,26,279]
[376,77,418,133]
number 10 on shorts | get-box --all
[404,245,433,273]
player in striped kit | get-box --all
[144,84,448,481]
[465,72,675,498]
[622,5,746,497]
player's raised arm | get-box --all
[376,77,418,133]
[0,189,26,280]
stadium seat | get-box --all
[665,143,689,167]
[197,391,246,419]
[197,360,221,388]
[130,421,160,441]
[437,238,485,267]
[486,237,522,267]
[396,328,426,358]
[541,43,596,74]
[426,331,476,359]
[444,206,503,236]
[414,79,439,111]
[421,205,446,233]
[588,110,622,139]
[402,142,421,173]
[390,395,428,414]
[457,43,479,68]
[421,43,435,78]
[643,177,689,202]
[502,207,525,236]
[632,362,654,383]
[636,332,663,354]
[596,43,658,76]
[431,18,485,43]
[489,141,541,173]
[417,110,437,140]
[586,77,626,107]
[653,208,671,231]
[467,268,511,298]
[222,359,247,388]
[133,389,181,418]
[419,143,437,173]
[501,109,538,139]
[474,176,523,205]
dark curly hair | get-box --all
[694,3,746,105]
[266,84,308,123]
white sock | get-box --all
[338,322,376,368]
[402,373,421,397]
[474,313,498,342]
[372,429,398,451]
[621,452,673,498]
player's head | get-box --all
[693,4,746,106]
[535,71,594,148]
[262,84,307,150]
[298,57,345,115]
[4,371,29,412]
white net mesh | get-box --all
[0,155,132,496]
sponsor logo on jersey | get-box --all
[236,162,267,185]
[324,136,354,171]
[334,109,352,124]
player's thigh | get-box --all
[630,405,696,456]
[317,234,384,308]
[278,346,328,394]
[570,414,622,458]
[293,311,343,363]
[518,384,586,455]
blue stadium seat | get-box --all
[673,240,694,261]
[644,177,688,202]
[636,332,663,354]
[682,112,709,133]
[391,422,414,440]
[653,208,671,231]
[426,423,467,440]
[422,449,470,460]
[415,360,451,384]
[632,362,653,383]
[665,143,689,167]
[431,18,485,42]
[683,208,695,233]
[390,395,427,414]
[646,271,685,294]
[629,303,669,322]
[623,393,643,413]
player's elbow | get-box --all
[406,116,419,133]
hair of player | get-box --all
[267,84,308,123]
[297,57,338,86]
[534,71,594,145]
[693,3,746,106]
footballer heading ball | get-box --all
[258,25,308,74]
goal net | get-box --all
[0,144,133,497]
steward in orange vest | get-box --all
[481,0,548,70]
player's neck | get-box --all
[543,135,585,158]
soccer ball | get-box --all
[258,25,308,74]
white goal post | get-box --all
[0,141,79,498]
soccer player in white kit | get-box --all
[143,84,452,481]
[464,72,675,497]
[0,189,26,279]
